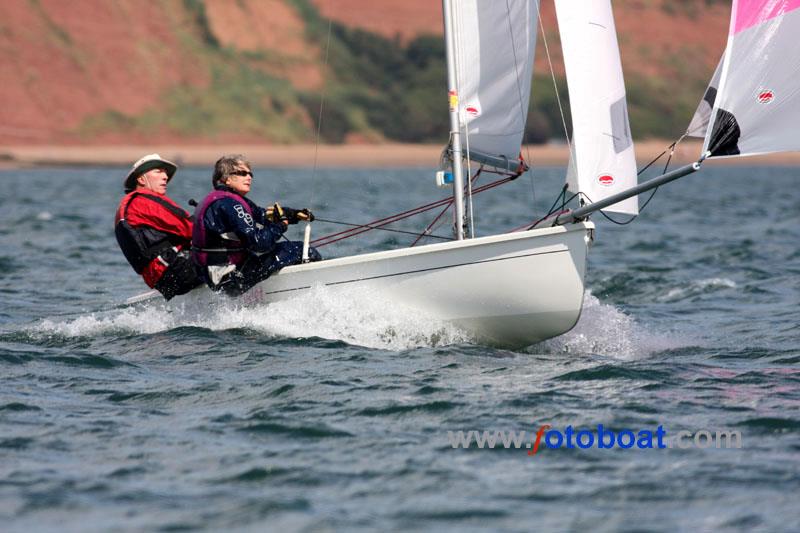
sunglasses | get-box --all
[229,170,253,177]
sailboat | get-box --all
[130,0,798,348]
[130,0,641,347]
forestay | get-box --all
[702,0,800,157]
[555,0,638,216]
[450,0,539,169]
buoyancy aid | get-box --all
[114,191,193,287]
[191,189,253,268]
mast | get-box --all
[442,0,466,240]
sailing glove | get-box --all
[266,205,314,224]
[294,208,314,222]
[268,203,289,226]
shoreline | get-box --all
[2,141,800,169]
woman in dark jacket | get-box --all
[192,154,320,295]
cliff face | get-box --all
[311,0,729,78]
[312,0,443,41]
[0,0,729,145]
[0,0,322,144]
[203,0,322,90]
[0,1,205,143]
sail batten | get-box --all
[555,0,638,215]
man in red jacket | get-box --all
[114,154,201,299]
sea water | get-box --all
[0,164,798,531]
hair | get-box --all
[212,154,251,189]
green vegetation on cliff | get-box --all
[78,0,711,144]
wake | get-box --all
[28,289,687,355]
[32,286,471,351]
[541,291,687,358]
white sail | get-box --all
[555,0,638,216]
[687,55,723,138]
[702,0,800,157]
[451,0,539,166]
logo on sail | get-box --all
[597,174,615,187]
[757,90,774,104]
[465,104,481,118]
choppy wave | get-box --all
[657,277,738,302]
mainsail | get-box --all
[555,0,638,215]
[702,0,800,157]
[450,0,539,171]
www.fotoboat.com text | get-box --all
[448,425,742,454]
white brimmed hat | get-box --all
[124,153,177,192]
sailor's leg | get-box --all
[222,242,323,296]
[306,246,322,262]
[154,251,203,300]
[222,257,269,296]
[272,241,322,267]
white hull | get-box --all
[178,221,594,348]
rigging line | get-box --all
[312,218,452,243]
[464,137,475,237]
[603,135,687,222]
[596,135,687,225]
[538,8,572,159]
[411,201,453,247]
[313,193,466,243]
[527,151,537,221]
[565,132,687,226]
[464,125,475,237]
[637,146,671,176]
[542,183,569,220]
[582,184,656,226]
[315,176,511,245]
[311,175,517,246]
[574,149,667,226]
[411,167,483,247]
[309,11,334,209]
[505,0,537,218]
[313,221,453,247]
[534,190,580,228]
[311,201,457,246]
[511,187,577,231]
[504,0,533,158]
[637,134,687,176]
[506,0,538,150]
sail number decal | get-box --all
[757,90,774,104]
[597,174,615,187]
